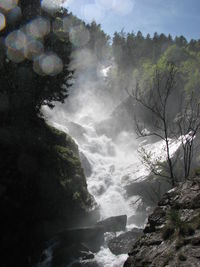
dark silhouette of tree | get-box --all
[0,1,73,120]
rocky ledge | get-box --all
[124,175,200,267]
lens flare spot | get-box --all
[6,6,21,24]
[41,0,64,13]
[26,17,50,39]
[5,30,27,50]
[33,53,63,76]
[69,25,90,47]
[26,38,44,60]
[6,47,25,63]
[0,13,6,31]
[5,30,27,62]
[0,0,18,11]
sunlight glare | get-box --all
[0,12,6,31]
[41,0,64,13]
[5,30,27,62]
[26,17,50,39]
[33,53,63,76]
[69,25,90,47]
[25,38,44,60]
[0,0,18,11]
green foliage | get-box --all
[162,209,196,243]
[0,1,73,119]
[86,21,110,61]
[162,225,175,240]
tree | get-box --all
[86,21,110,61]
[0,1,73,119]
[134,63,177,186]
[133,62,200,186]
[175,93,200,178]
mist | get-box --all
[1,2,200,267]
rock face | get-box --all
[0,122,98,267]
[79,152,92,177]
[108,228,143,255]
[124,176,200,267]
[57,226,105,253]
[96,215,127,232]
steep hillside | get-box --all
[124,175,200,267]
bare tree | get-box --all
[175,93,200,178]
[134,63,177,186]
[133,62,200,186]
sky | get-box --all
[64,0,200,40]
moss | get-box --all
[168,209,182,228]
[162,253,173,267]
[175,237,184,250]
[163,209,196,241]
[178,253,187,261]
[178,223,195,236]
[73,191,81,201]
[189,213,200,230]
[162,224,175,240]
[194,168,200,176]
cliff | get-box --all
[124,175,200,267]
[0,118,97,266]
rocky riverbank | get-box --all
[124,175,200,267]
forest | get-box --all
[0,1,200,267]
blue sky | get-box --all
[64,0,200,40]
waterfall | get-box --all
[40,64,182,266]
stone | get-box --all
[108,228,143,255]
[96,215,127,232]
[57,226,105,252]
[123,177,200,267]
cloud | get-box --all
[80,0,135,22]
[96,0,135,15]
[82,3,105,22]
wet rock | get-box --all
[57,226,105,252]
[128,212,147,227]
[67,121,87,142]
[52,243,94,267]
[79,152,92,177]
[108,228,143,255]
[96,215,127,232]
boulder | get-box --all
[128,212,148,227]
[96,215,127,232]
[57,226,105,252]
[108,228,143,255]
[67,121,87,143]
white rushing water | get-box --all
[47,107,183,266]
[43,64,182,266]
